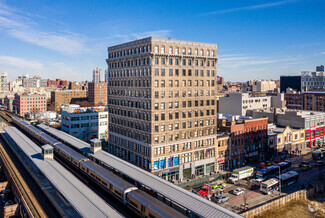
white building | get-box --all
[0,72,9,91]
[301,65,325,91]
[61,105,108,141]
[93,67,101,83]
[252,80,277,93]
[218,92,271,116]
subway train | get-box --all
[12,117,186,218]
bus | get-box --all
[277,171,299,188]
[256,165,279,180]
[260,178,279,195]
[312,149,325,160]
[278,161,292,174]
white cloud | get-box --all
[0,2,87,55]
[202,0,294,15]
[320,51,325,55]
[0,56,44,72]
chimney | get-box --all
[90,139,102,153]
[273,108,277,123]
[41,144,54,159]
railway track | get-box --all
[0,111,62,217]
[0,111,135,217]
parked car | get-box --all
[5,200,13,206]
[301,163,311,171]
[214,195,229,204]
[212,182,226,189]
[316,160,324,166]
[299,161,309,168]
[233,188,246,196]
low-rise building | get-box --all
[216,132,230,171]
[251,109,325,148]
[285,92,303,110]
[303,91,325,112]
[217,114,268,168]
[268,124,305,156]
[61,105,108,141]
[218,92,271,116]
[4,95,14,111]
[252,80,277,93]
[51,90,88,111]
[14,93,47,116]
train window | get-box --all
[96,176,101,182]
[90,173,96,178]
[114,190,122,197]
[149,213,157,218]
[129,200,138,208]
[102,181,108,186]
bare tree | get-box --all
[242,191,248,211]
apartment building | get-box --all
[218,92,271,116]
[268,124,305,156]
[22,76,47,88]
[4,95,14,111]
[217,114,268,168]
[107,37,218,181]
[51,90,88,111]
[88,81,108,106]
[285,93,303,110]
[301,65,325,91]
[252,80,277,93]
[250,109,325,148]
[61,105,108,141]
[304,91,325,112]
[0,72,9,91]
[216,133,230,171]
[14,93,47,116]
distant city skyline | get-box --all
[1,0,324,82]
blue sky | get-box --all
[0,0,324,82]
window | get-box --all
[182,59,186,66]
[161,58,165,65]
[169,58,173,65]
[161,46,165,53]
[161,102,165,109]
[175,48,179,54]
[169,47,172,54]
[155,46,158,53]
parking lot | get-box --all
[203,154,325,213]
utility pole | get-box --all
[278,164,281,196]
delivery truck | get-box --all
[229,166,254,183]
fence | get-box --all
[241,190,307,217]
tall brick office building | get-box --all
[107,37,218,181]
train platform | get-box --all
[3,126,123,218]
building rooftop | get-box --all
[38,123,242,218]
[61,105,108,114]
[4,126,122,218]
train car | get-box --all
[80,160,137,203]
[126,189,186,218]
[55,143,89,167]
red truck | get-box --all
[198,185,211,198]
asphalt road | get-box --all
[219,154,325,213]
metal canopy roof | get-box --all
[38,124,241,218]
[4,126,122,218]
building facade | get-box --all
[216,133,230,171]
[301,66,325,91]
[217,114,268,168]
[0,72,9,91]
[285,93,303,110]
[252,80,277,93]
[304,91,325,112]
[93,68,101,83]
[22,76,47,88]
[4,95,14,111]
[268,124,305,156]
[218,92,271,116]
[14,93,47,116]
[251,109,325,148]
[48,79,69,87]
[280,76,302,93]
[107,37,218,181]
[88,81,108,106]
[61,105,108,141]
[51,90,88,111]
